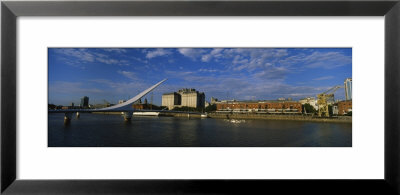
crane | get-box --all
[317,85,342,117]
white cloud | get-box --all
[102,48,127,53]
[178,48,206,60]
[313,76,335,81]
[280,51,352,69]
[253,67,288,80]
[201,54,212,62]
[198,68,218,73]
[304,51,351,69]
[54,48,131,66]
[117,70,137,80]
[55,48,95,63]
[146,49,172,59]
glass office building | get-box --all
[80,96,89,108]
[344,78,352,100]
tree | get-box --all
[303,103,316,114]
[205,104,217,112]
[328,105,333,116]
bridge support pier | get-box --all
[123,112,133,121]
[64,112,72,124]
[76,112,80,118]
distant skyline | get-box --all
[48,48,352,106]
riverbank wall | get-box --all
[207,113,352,123]
[159,113,202,118]
[92,111,352,123]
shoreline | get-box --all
[91,111,352,123]
[209,113,352,123]
[168,112,352,123]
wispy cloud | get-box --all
[49,48,351,105]
[146,49,172,59]
[54,48,131,66]
[313,76,335,81]
[178,48,206,60]
[198,68,218,73]
[117,70,138,80]
[102,48,127,53]
[49,81,104,94]
[55,48,95,62]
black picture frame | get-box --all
[1,0,400,194]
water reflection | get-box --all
[48,113,352,147]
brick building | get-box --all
[338,100,352,115]
[132,104,160,110]
[216,101,302,113]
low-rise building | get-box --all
[215,100,302,113]
[299,97,318,110]
[338,100,352,115]
[132,103,161,110]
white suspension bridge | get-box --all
[48,79,198,123]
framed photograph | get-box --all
[2,0,400,194]
[48,47,352,147]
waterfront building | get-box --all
[215,100,302,113]
[118,100,126,104]
[210,97,219,104]
[338,100,352,115]
[178,88,205,109]
[133,103,161,110]
[80,96,89,108]
[344,78,352,100]
[162,92,181,110]
[332,105,339,115]
[299,97,318,110]
[162,88,205,110]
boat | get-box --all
[132,112,160,116]
[201,113,208,118]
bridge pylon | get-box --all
[123,112,133,121]
[64,112,72,124]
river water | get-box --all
[48,113,352,147]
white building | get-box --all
[178,88,205,109]
[344,78,352,100]
[162,88,206,110]
[161,92,181,110]
[299,97,318,110]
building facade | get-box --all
[80,96,89,108]
[179,88,205,108]
[299,97,318,110]
[344,78,352,100]
[162,89,205,110]
[338,100,352,115]
[216,100,302,113]
[161,92,181,110]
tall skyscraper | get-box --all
[344,78,352,100]
[81,96,89,108]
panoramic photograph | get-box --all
[48,48,352,147]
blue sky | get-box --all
[48,48,352,106]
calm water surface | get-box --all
[48,113,352,147]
